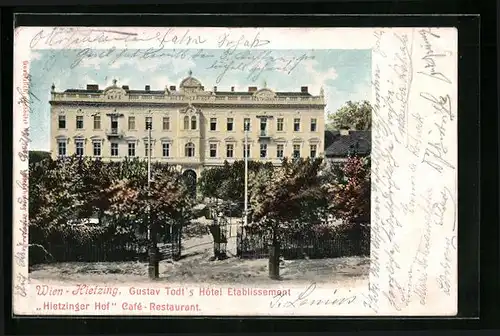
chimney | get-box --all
[170,85,176,91]
[231,86,235,92]
[340,127,350,136]
[213,86,217,92]
[248,86,258,92]
[145,85,150,91]
[301,86,308,93]
[122,85,129,90]
[86,84,99,91]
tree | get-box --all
[29,151,51,165]
[197,164,228,201]
[327,100,372,130]
[324,155,371,224]
[29,155,107,255]
[248,157,325,279]
[104,159,193,245]
[197,160,275,260]
[198,160,274,215]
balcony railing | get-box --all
[259,130,271,139]
[105,128,124,138]
[52,92,325,105]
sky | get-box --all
[27,48,371,151]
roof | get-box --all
[324,130,371,157]
[324,130,339,149]
[63,88,313,97]
[61,71,317,97]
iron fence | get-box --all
[29,241,147,264]
[29,223,183,265]
[236,225,370,259]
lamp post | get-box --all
[243,121,249,231]
[146,121,159,279]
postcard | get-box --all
[12,26,457,316]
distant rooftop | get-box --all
[324,130,371,157]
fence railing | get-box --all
[29,226,183,265]
[29,241,147,264]
[236,226,370,260]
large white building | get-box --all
[49,72,326,180]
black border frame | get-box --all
[1,2,488,333]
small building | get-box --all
[324,129,371,164]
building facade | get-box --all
[49,73,326,179]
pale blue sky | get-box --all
[28,49,371,151]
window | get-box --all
[310,118,317,132]
[293,118,301,132]
[128,116,136,130]
[227,118,234,131]
[226,144,234,158]
[260,144,267,158]
[111,143,119,157]
[183,116,189,130]
[185,142,195,157]
[75,140,84,156]
[162,143,170,157]
[243,144,250,158]
[93,115,101,130]
[210,118,217,131]
[260,118,267,136]
[277,118,284,131]
[243,118,251,131]
[310,144,317,158]
[93,142,101,156]
[111,116,118,131]
[163,117,170,130]
[209,143,217,157]
[276,144,284,158]
[293,144,301,158]
[144,142,152,157]
[57,141,66,156]
[76,116,84,129]
[128,143,135,157]
[145,116,152,130]
[191,116,197,130]
[58,115,66,129]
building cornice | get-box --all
[49,101,326,109]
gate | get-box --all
[158,219,182,260]
[209,214,228,260]
[237,224,271,258]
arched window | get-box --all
[191,116,197,130]
[183,116,189,130]
[185,142,195,157]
